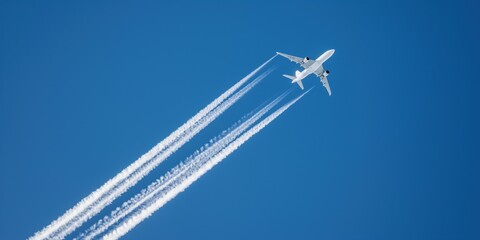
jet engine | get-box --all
[323,70,330,77]
[302,57,310,63]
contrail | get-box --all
[102,90,311,240]
[55,68,273,239]
[54,65,273,239]
[77,90,292,240]
[30,56,276,240]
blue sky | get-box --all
[1,0,479,239]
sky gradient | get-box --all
[1,0,479,239]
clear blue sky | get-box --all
[1,0,479,239]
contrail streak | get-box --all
[103,90,311,240]
[30,56,276,240]
[77,90,292,240]
[56,68,273,239]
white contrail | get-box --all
[102,90,310,240]
[55,68,273,239]
[53,65,273,239]
[30,56,276,240]
[77,90,292,240]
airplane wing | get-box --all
[313,65,331,96]
[276,52,314,69]
[320,75,332,96]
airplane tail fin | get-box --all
[295,70,301,77]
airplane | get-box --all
[277,49,335,96]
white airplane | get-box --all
[277,49,335,95]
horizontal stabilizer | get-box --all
[282,74,295,80]
[296,79,304,90]
[282,74,304,90]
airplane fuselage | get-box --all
[291,63,321,83]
